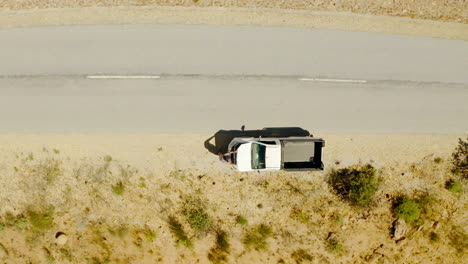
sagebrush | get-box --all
[452,137,468,178]
[182,197,212,232]
[328,164,379,207]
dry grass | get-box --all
[167,216,193,248]
[235,215,248,226]
[326,238,344,254]
[27,206,54,232]
[207,230,230,263]
[0,134,465,263]
[449,226,468,255]
[242,224,273,251]
[291,249,313,263]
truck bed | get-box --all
[282,140,316,162]
[280,138,324,171]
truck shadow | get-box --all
[204,127,311,155]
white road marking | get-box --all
[86,75,161,79]
[299,78,367,83]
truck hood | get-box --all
[236,143,252,171]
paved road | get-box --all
[1,25,467,83]
[1,76,467,133]
[1,25,467,133]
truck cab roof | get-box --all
[234,142,281,172]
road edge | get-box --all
[1,6,467,40]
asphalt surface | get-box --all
[1,76,467,133]
[1,24,467,83]
[0,25,467,133]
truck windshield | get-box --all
[251,143,266,169]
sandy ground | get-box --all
[0,0,466,23]
[0,133,466,263]
[1,6,467,40]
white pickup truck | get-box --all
[221,134,324,172]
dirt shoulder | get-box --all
[1,0,466,24]
[0,134,466,263]
[1,6,467,40]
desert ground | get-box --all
[0,134,466,263]
[1,1,467,39]
[0,0,466,263]
[1,0,466,23]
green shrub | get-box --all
[87,228,111,262]
[15,216,28,229]
[290,207,310,224]
[449,226,467,254]
[43,247,54,263]
[328,164,379,207]
[215,230,230,252]
[34,159,62,183]
[167,216,192,248]
[452,137,468,179]
[208,230,230,264]
[446,180,462,193]
[104,155,113,163]
[429,232,440,243]
[433,157,443,164]
[139,177,147,188]
[28,207,54,231]
[59,248,72,261]
[0,223,5,231]
[326,239,343,254]
[109,226,129,239]
[417,193,436,221]
[291,249,313,263]
[143,228,156,242]
[393,197,421,224]
[333,214,344,225]
[182,197,211,232]
[393,193,436,226]
[236,215,248,226]
[112,181,125,195]
[3,212,27,229]
[242,224,272,251]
